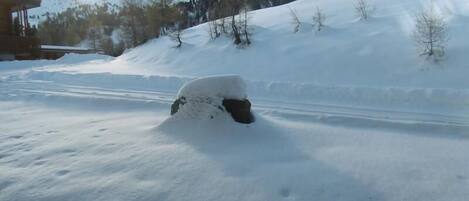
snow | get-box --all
[2,0,469,200]
[1,101,469,201]
[177,75,247,100]
[0,54,113,75]
[104,0,469,90]
[169,75,248,122]
[29,0,121,18]
[41,45,92,51]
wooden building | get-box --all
[0,0,41,60]
[0,0,98,61]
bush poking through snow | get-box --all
[231,6,252,46]
[313,7,326,32]
[289,7,301,33]
[169,25,184,48]
[413,4,448,62]
[240,7,252,46]
[170,75,255,124]
[354,0,375,20]
[208,20,222,40]
[208,1,252,47]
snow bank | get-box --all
[0,54,113,74]
[9,71,467,115]
[11,71,468,116]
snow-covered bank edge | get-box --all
[5,70,469,116]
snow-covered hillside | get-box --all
[111,0,469,89]
[29,0,120,20]
[16,0,468,115]
[2,0,469,201]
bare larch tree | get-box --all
[413,4,448,60]
[313,7,326,32]
[240,7,251,45]
[355,0,374,20]
[170,25,184,48]
[289,7,301,33]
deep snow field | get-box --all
[2,0,469,200]
[1,99,469,201]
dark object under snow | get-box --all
[171,96,255,124]
[222,99,255,124]
[171,97,186,115]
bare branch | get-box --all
[355,0,375,20]
[412,4,448,61]
[289,7,301,33]
[313,7,326,32]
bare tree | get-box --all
[88,15,103,50]
[413,5,448,61]
[240,7,251,45]
[205,0,251,46]
[230,15,242,45]
[289,7,301,33]
[355,0,374,20]
[207,4,221,40]
[219,17,228,35]
[208,20,221,39]
[170,24,184,48]
[313,7,326,32]
[88,27,102,50]
[120,0,147,47]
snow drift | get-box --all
[177,75,247,100]
[169,75,254,124]
[11,70,469,116]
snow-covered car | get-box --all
[171,75,255,124]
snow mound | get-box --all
[0,54,114,74]
[177,75,247,100]
[169,75,254,123]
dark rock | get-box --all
[171,97,186,115]
[222,99,255,124]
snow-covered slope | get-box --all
[29,0,120,23]
[113,0,469,89]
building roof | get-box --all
[40,45,94,54]
[0,0,41,10]
[41,45,92,51]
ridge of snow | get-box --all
[177,75,247,100]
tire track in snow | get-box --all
[1,80,469,137]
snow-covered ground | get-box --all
[2,55,469,200]
[1,98,469,201]
[2,0,469,200]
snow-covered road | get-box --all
[2,97,469,201]
[1,63,469,201]
[1,77,468,135]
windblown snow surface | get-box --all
[2,0,469,200]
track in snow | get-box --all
[1,79,468,137]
